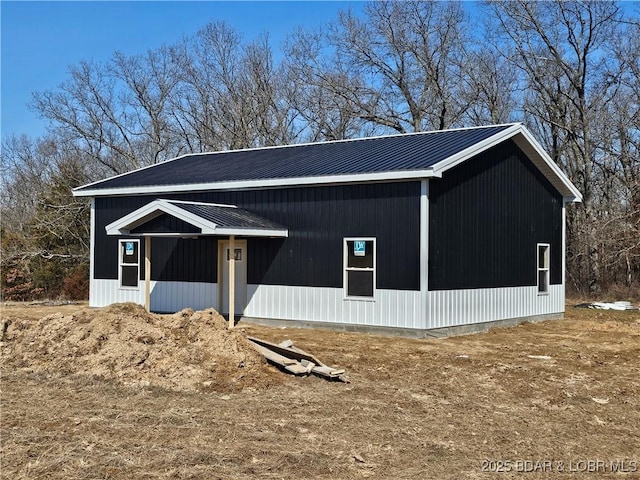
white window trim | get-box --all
[343,237,376,301]
[537,243,550,295]
[118,239,140,290]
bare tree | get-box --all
[283,27,371,141]
[487,0,626,294]
[169,22,295,151]
[1,136,90,299]
[285,1,473,135]
[31,60,140,174]
[111,47,184,164]
[460,47,520,125]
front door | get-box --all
[220,240,247,315]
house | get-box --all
[73,123,582,336]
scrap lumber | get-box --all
[312,366,345,376]
[284,363,311,375]
[247,336,349,382]
[250,342,297,366]
[248,336,320,365]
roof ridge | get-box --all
[172,122,522,159]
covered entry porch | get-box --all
[105,199,287,326]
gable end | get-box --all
[429,139,563,291]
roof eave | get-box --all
[73,169,440,198]
[511,128,583,203]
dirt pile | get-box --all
[1,303,281,392]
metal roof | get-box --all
[74,123,582,202]
[105,199,288,237]
[174,201,285,231]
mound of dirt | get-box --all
[1,303,281,392]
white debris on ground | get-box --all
[574,301,639,311]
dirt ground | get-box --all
[1,301,639,479]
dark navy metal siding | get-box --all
[94,182,421,290]
[428,140,563,290]
[94,197,216,283]
[78,125,511,192]
[151,237,218,283]
[131,213,201,234]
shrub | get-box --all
[62,263,89,300]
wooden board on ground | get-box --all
[250,342,298,366]
[248,336,322,365]
[248,336,349,382]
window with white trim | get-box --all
[537,243,550,294]
[119,239,140,288]
[344,238,376,298]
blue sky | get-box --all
[1,1,362,141]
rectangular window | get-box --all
[344,238,375,298]
[119,239,140,288]
[537,243,550,294]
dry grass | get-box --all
[1,301,640,479]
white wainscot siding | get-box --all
[244,285,424,329]
[426,285,564,329]
[90,279,218,312]
[91,280,564,330]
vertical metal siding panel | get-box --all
[429,141,564,292]
[432,292,439,328]
[379,291,388,327]
[268,285,275,318]
[275,285,282,319]
[284,285,291,320]
[429,285,566,327]
[441,291,448,328]
[430,292,436,327]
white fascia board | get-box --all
[430,123,523,176]
[73,169,439,197]
[126,228,288,238]
[105,200,165,234]
[105,199,219,235]
[214,228,289,238]
[512,129,583,202]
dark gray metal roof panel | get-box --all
[171,202,285,231]
[76,125,513,192]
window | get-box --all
[537,243,550,294]
[344,238,376,298]
[119,239,140,288]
